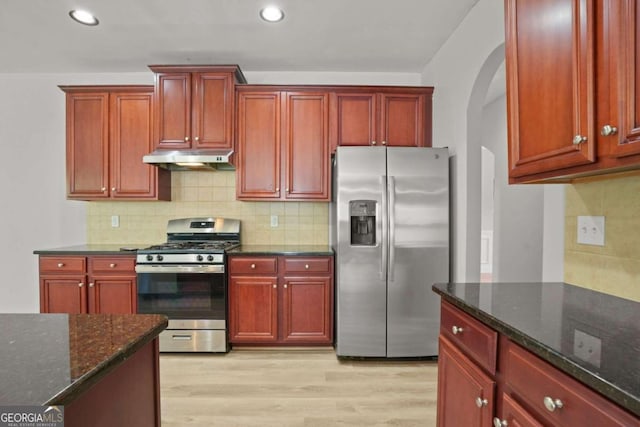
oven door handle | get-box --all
[135,265,225,274]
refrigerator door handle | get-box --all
[380,175,388,281]
[388,175,396,281]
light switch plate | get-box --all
[577,215,605,246]
[111,215,120,228]
[270,215,278,228]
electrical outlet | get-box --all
[577,215,605,246]
[270,215,278,227]
[111,215,120,228]
[573,329,602,368]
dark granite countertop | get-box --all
[228,245,333,256]
[0,313,167,406]
[432,282,640,417]
[33,244,148,255]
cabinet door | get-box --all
[66,92,109,198]
[228,276,279,343]
[379,92,429,147]
[505,0,596,180]
[40,276,87,314]
[236,91,281,200]
[191,72,234,149]
[611,0,640,158]
[110,91,158,199]
[154,72,191,149]
[283,92,330,201]
[495,394,543,427]
[437,337,495,427]
[88,276,137,314]
[281,276,332,344]
[330,92,377,150]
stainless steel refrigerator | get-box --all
[330,146,449,357]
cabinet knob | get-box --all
[101,187,106,192]
[452,325,464,335]
[57,263,65,268]
[601,125,618,136]
[286,188,289,192]
[572,134,587,145]
[251,263,256,269]
[195,136,200,142]
[305,264,309,269]
[543,396,563,412]
[371,140,377,145]
[284,284,288,289]
[475,397,488,408]
[109,263,116,268]
[111,187,116,192]
[493,418,508,427]
[78,283,84,288]
[185,136,190,142]
[381,140,387,145]
[89,282,94,288]
[273,284,277,288]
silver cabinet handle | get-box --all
[194,136,200,142]
[572,134,587,145]
[543,396,564,412]
[381,140,387,145]
[185,136,190,142]
[109,263,116,268]
[493,418,508,427]
[78,283,83,288]
[452,325,464,335]
[172,335,192,341]
[305,264,309,269]
[388,176,397,281]
[111,187,116,192]
[286,188,289,192]
[251,263,256,269]
[101,187,106,192]
[275,187,280,192]
[371,140,377,145]
[284,284,288,289]
[57,263,64,268]
[273,284,277,288]
[601,125,618,136]
[475,397,488,408]
[89,282,94,288]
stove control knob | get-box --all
[146,255,153,262]
[207,255,214,262]
[197,255,204,261]
[157,255,164,262]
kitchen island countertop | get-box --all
[0,313,167,406]
[432,282,640,417]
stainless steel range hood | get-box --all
[143,149,234,171]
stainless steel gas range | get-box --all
[135,217,240,352]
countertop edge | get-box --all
[432,285,640,418]
[44,317,168,406]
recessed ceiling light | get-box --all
[260,6,284,23]
[69,9,99,26]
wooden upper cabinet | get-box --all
[505,0,596,180]
[61,86,170,201]
[330,87,433,151]
[236,87,331,201]
[149,65,246,150]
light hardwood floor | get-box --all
[160,348,438,427]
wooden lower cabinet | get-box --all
[39,255,137,314]
[437,302,639,427]
[437,336,495,427]
[228,255,334,345]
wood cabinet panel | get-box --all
[281,276,332,344]
[39,256,86,274]
[330,92,377,148]
[505,0,596,179]
[192,73,234,149]
[437,336,495,427]
[283,257,331,274]
[89,256,136,274]
[236,91,281,199]
[88,277,137,314]
[40,276,87,314]
[380,93,427,147]
[228,276,279,343]
[228,256,278,274]
[153,73,191,149]
[497,393,544,427]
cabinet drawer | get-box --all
[504,340,638,427]
[440,301,497,374]
[229,257,278,274]
[89,256,136,274]
[283,257,332,274]
[39,256,86,274]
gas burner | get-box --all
[143,241,239,253]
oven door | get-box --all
[135,264,226,322]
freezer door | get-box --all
[386,147,449,357]
[334,147,388,357]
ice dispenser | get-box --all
[349,200,376,246]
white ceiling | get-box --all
[0,0,481,74]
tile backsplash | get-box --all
[87,171,330,246]
[565,173,640,302]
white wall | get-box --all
[422,0,564,282]
[0,70,421,313]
